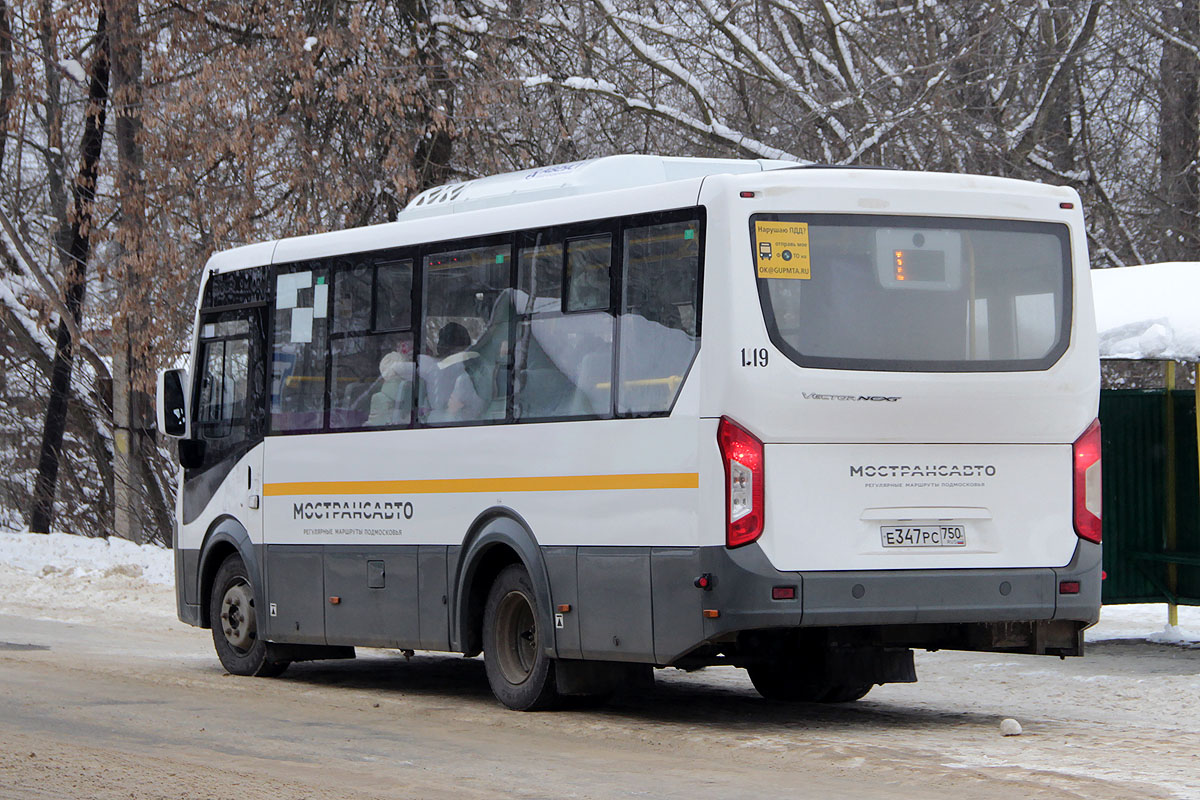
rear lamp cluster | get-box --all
[717,417,764,548]
[1072,419,1102,544]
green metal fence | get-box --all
[1099,388,1200,605]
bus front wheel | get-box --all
[482,563,559,710]
[209,555,289,678]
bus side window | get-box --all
[329,258,415,430]
[419,243,513,425]
[618,218,701,416]
[271,266,328,432]
[513,234,615,421]
[196,341,229,437]
[332,261,372,334]
[196,336,249,440]
[376,259,413,330]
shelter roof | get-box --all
[1093,262,1200,362]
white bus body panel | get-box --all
[762,444,1073,571]
[698,169,1097,573]
[175,446,264,550]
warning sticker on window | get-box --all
[755,221,811,279]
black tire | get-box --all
[747,664,829,702]
[482,564,559,711]
[209,555,290,677]
[747,664,871,703]
[821,684,872,703]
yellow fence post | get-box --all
[1165,361,1178,628]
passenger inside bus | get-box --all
[420,321,486,423]
[365,345,414,426]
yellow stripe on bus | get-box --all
[263,472,700,497]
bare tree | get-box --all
[28,7,110,534]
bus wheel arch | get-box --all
[454,509,555,660]
[197,516,261,630]
[208,552,290,677]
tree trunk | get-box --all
[0,0,14,172]
[108,0,156,543]
[1158,0,1200,262]
[27,11,110,535]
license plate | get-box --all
[880,525,966,548]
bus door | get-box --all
[187,306,269,550]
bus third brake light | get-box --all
[718,417,764,548]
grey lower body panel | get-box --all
[176,547,200,607]
[179,537,1101,666]
[703,538,1102,631]
[675,540,1101,663]
[177,542,451,652]
[261,544,450,650]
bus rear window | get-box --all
[752,214,1072,372]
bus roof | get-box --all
[204,159,1077,276]
[397,155,795,220]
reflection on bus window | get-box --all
[566,235,611,312]
[376,259,414,330]
[618,219,701,415]
[420,244,513,424]
[333,262,371,333]
[514,312,613,420]
[518,240,563,313]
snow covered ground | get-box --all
[0,530,1196,644]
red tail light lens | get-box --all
[1073,419,1102,544]
[718,416,764,548]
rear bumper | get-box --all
[691,538,1100,655]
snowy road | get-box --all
[2,615,1196,800]
[0,542,1198,799]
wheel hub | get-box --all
[495,590,537,685]
[220,581,256,654]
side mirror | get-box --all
[156,368,189,438]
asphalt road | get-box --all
[0,611,1196,799]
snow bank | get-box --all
[1091,602,1200,645]
[1092,262,1200,360]
[0,531,173,586]
[0,533,176,628]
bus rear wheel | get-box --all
[483,564,559,710]
[209,555,289,678]
[747,663,871,703]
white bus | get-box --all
[158,156,1102,710]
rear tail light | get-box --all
[718,416,764,548]
[1072,419,1102,544]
